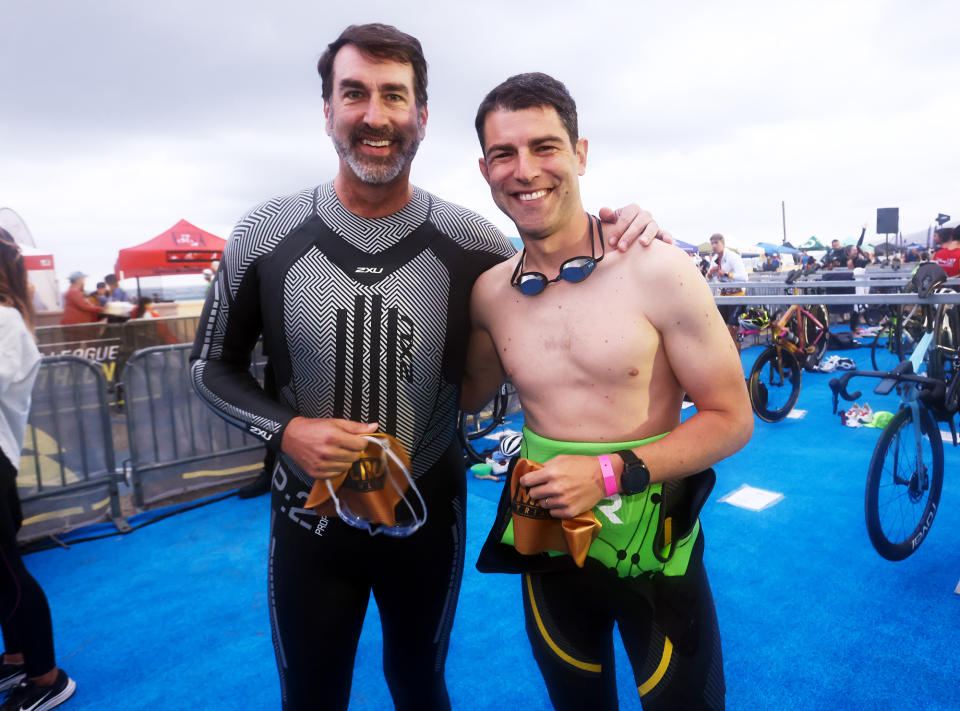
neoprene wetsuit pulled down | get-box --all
[513,430,725,711]
[190,182,514,710]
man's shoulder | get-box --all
[223,186,319,269]
[626,240,710,293]
[423,191,515,259]
[233,186,317,239]
[471,250,519,306]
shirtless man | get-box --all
[462,73,752,710]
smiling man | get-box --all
[463,73,752,710]
[190,24,669,711]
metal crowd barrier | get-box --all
[710,270,960,307]
[122,344,266,508]
[35,315,202,395]
[16,356,124,544]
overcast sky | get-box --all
[2,0,958,286]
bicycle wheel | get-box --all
[802,304,829,372]
[864,405,944,561]
[748,346,802,422]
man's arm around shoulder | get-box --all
[461,265,509,413]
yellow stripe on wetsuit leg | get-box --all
[524,574,602,674]
[637,636,673,697]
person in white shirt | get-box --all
[706,233,748,345]
[0,228,76,711]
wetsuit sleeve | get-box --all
[189,218,297,451]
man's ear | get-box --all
[575,138,588,176]
[417,104,429,140]
[478,157,490,184]
[324,101,332,136]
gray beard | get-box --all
[332,128,422,186]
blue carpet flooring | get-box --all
[20,340,960,710]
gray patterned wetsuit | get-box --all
[190,182,513,710]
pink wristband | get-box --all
[597,455,618,496]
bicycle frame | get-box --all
[770,304,827,357]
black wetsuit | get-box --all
[190,182,513,710]
[523,535,725,711]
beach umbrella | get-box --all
[799,236,825,250]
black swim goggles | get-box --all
[510,214,604,296]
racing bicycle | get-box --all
[830,296,960,559]
[746,268,830,422]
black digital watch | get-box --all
[615,449,650,495]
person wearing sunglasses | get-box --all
[190,24,673,711]
[463,73,753,710]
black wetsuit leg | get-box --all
[269,441,465,711]
[522,536,724,711]
[374,442,465,711]
[620,553,725,711]
[521,570,619,710]
[0,452,56,678]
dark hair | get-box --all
[317,24,428,108]
[104,273,118,284]
[131,296,153,319]
[0,227,35,332]
[474,72,578,151]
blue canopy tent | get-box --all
[755,241,799,255]
[673,238,699,254]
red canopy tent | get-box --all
[115,219,226,280]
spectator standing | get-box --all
[59,272,103,325]
[130,297,159,319]
[0,228,77,710]
[706,233,747,344]
[933,227,960,277]
[92,282,109,307]
[103,274,129,303]
[822,239,846,269]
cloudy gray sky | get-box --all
[2,0,958,285]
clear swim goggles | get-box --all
[510,214,604,296]
[325,435,428,537]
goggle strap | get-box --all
[362,436,428,535]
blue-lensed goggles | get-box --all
[511,214,604,296]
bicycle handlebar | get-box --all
[828,360,943,414]
[784,263,821,285]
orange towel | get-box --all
[304,433,412,527]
